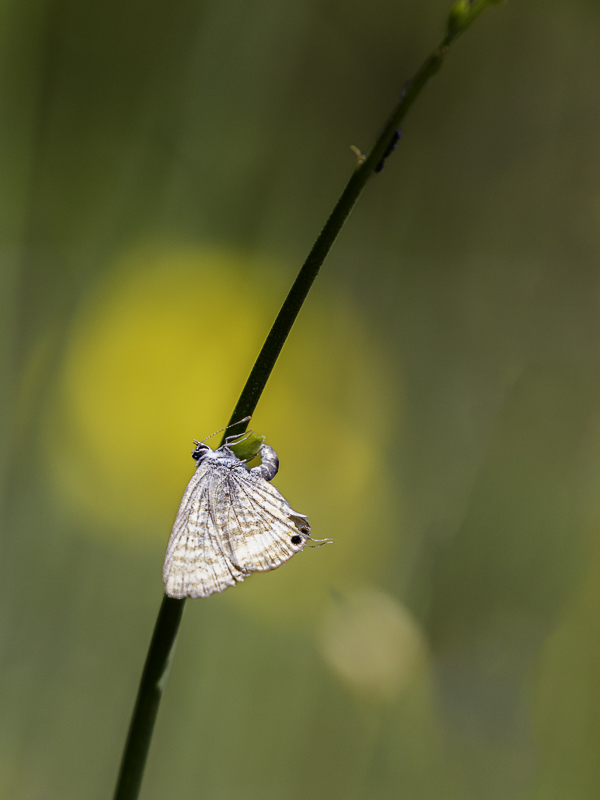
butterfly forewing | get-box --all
[163,464,241,598]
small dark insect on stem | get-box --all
[374,129,402,173]
[111,3,503,799]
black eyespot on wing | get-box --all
[299,524,310,534]
[291,535,302,545]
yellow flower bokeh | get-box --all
[44,244,402,622]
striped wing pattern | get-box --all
[163,459,310,599]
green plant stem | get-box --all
[224,0,500,438]
[112,3,500,799]
[113,597,185,800]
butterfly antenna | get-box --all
[199,416,251,445]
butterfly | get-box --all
[163,427,324,599]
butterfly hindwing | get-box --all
[216,469,309,574]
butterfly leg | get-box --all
[250,444,279,481]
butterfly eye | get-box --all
[291,535,302,545]
[191,443,210,461]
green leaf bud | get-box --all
[446,0,470,36]
[228,430,265,461]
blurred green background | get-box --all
[2,0,600,798]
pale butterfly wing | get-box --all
[217,469,310,574]
[163,463,243,598]
[163,457,310,599]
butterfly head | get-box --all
[191,441,212,462]
[190,416,252,464]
